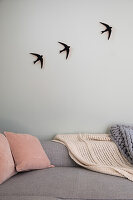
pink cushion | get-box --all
[0,133,16,184]
[4,131,54,172]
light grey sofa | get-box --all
[0,140,133,200]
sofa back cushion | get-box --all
[40,140,78,167]
[0,133,16,184]
[4,131,54,172]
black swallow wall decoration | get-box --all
[58,42,70,59]
[100,22,112,40]
[30,53,43,69]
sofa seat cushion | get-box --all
[0,167,133,200]
[0,198,80,200]
[0,197,59,200]
[0,197,76,200]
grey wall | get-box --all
[0,0,133,139]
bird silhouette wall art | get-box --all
[30,53,43,69]
[100,22,112,40]
[58,42,70,59]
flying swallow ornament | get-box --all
[58,42,70,59]
[30,53,43,69]
[100,22,112,40]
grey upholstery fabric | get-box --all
[0,197,57,200]
[40,140,78,167]
[0,167,133,200]
[1,141,133,200]
[0,198,126,200]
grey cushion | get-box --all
[0,167,133,200]
[40,140,78,167]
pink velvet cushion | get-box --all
[0,133,16,184]
[4,131,54,172]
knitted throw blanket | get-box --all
[110,124,133,164]
[53,134,133,181]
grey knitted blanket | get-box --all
[110,124,133,164]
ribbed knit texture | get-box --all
[53,134,133,181]
[110,124,133,164]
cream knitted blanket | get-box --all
[53,134,133,181]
